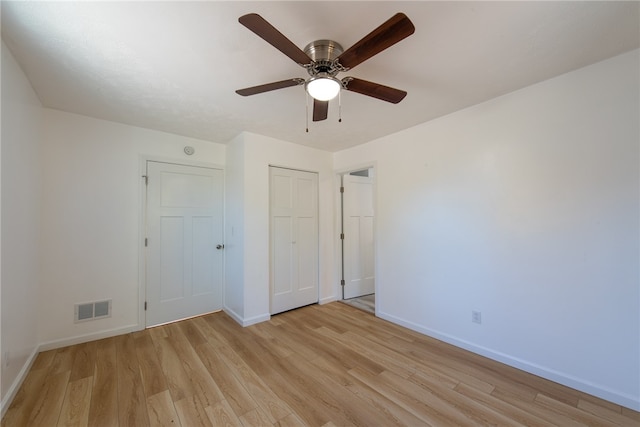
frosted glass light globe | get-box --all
[306,77,341,101]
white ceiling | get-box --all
[2,1,638,152]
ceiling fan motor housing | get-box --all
[304,40,345,77]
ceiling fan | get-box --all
[235,12,415,122]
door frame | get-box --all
[334,162,378,309]
[137,155,225,330]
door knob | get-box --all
[216,244,225,250]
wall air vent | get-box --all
[74,300,112,323]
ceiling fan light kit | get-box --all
[303,39,344,101]
[305,75,342,101]
[236,12,415,124]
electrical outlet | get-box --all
[472,311,482,324]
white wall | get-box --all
[1,42,43,408]
[223,134,245,319]
[224,132,336,325]
[39,109,226,347]
[334,50,640,410]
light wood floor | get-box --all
[341,294,375,314]
[2,303,638,427]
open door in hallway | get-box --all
[343,169,375,300]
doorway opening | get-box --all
[339,167,375,315]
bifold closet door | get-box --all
[270,167,319,314]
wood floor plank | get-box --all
[3,302,639,427]
[165,321,225,407]
[57,376,93,427]
[621,407,640,422]
[405,370,524,426]
[214,344,293,424]
[206,316,295,422]
[204,399,243,426]
[192,315,229,348]
[273,412,307,427]
[238,408,275,427]
[174,394,212,427]
[146,390,181,427]
[578,399,640,427]
[275,320,386,376]
[454,382,555,426]
[135,334,169,397]
[149,334,195,402]
[193,342,259,417]
[69,341,97,382]
[308,353,422,426]
[49,345,78,375]
[285,353,398,426]
[348,365,449,426]
[26,370,70,426]
[314,326,417,379]
[1,363,50,426]
[30,349,57,371]
[175,320,208,348]
[534,394,622,427]
[116,334,150,427]
[491,387,588,427]
[87,337,118,427]
[232,324,357,426]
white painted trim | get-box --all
[137,156,148,330]
[142,155,225,171]
[223,306,244,326]
[223,307,270,327]
[319,296,338,305]
[377,310,640,411]
[242,313,271,327]
[1,347,39,418]
[38,324,140,352]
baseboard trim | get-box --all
[241,313,270,327]
[319,296,338,305]
[377,311,640,411]
[38,324,141,352]
[223,306,244,326]
[223,307,270,327]
[1,346,39,418]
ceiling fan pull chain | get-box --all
[338,90,342,123]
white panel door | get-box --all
[270,167,318,314]
[146,161,224,327]
[343,172,375,299]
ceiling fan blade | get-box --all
[336,13,415,70]
[239,13,311,66]
[343,77,407,103]
[313,99,329,121]
[236,79,304,96]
